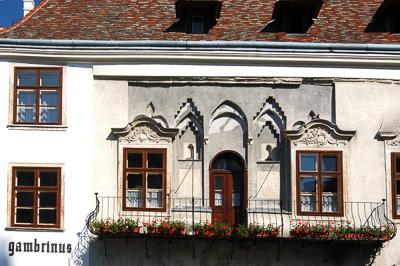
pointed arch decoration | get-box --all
[112,115,179,144]
[209,100,248,134]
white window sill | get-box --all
[5,227,65,232]
[7,124,67,131]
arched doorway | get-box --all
[210,151,247,225]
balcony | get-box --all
[87,194,396,243]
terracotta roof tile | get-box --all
[0,0,399,43]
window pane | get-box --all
[40,70,60,87]
[146,191,162,208]
[127,173,143,189]
[300,176,316,193]
[127,153,142,168]
[40,91,59,106]
[322,156,337,172]
[215,176,223,190]
[215,191,223,206]
[232,174,242,191]
[126,190,143,207]
[39,192,57,207]
[396,157,400,173]
[397,180,400,194]
[18,70,36,86]
[147,174,162,189]
[147,153,163,168]
[397,197,400,215]
[16,208,34,223]
[16,171,35,186]
[16,192,34,207]
[322,195,338,212]
[300,195,316,212]
[322,176,338,193]
[39,107,59,123]
[192,16,204,33]
[17,106,36,123]
[232,192,241,207]
[300,154,317,171]
[39,209,56,224]
[17,90,36,105]
[40,171,58,187]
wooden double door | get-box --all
[210,171,245,225]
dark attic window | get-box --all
[263,0,323,34]
[170,0,222,34]
[366,0,400,33]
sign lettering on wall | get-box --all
[8,239,72,256]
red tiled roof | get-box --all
[0,0,400,43]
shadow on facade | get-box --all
[88,238,383,266]
[68,226,90,266]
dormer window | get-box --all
[174,0,222,34]
[192,16,205,34]
[366,0,400,33]
[263,0,323,34]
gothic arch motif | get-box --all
[112,115,179,144]
[209,100,248,135]
[285,118,356,147]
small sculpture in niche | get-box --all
[261,143,279,161]
[266,144,273,160]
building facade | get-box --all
[1,0,400,265]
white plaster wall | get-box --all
[0,63,93,266]
[335,81,400,266]
[92,80,128,197]
[335,82,400,202]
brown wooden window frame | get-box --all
[296,151,343,216]
[391,153,400,219]
[11,167,61,228]
[13,67,63,125]
[123,148,167,212]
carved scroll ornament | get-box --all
[285,118,356,147]
[112,115,179,144]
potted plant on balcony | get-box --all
[89,219,105,235]
[290,221,333,239]
[233,224,249,239]
[262,224,280,238]
[110,218,125,236]
[157,219,186,236]
[193,221,232,238]
[124,218,141,234]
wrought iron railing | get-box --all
[87,194,396,241]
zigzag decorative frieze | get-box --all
[253,96,286,126]
[175,98,204,138]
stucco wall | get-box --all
[0,63,94,266]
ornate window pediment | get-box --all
[112,115,179,144]
[377,127,400,147]
[285,118,356,147]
